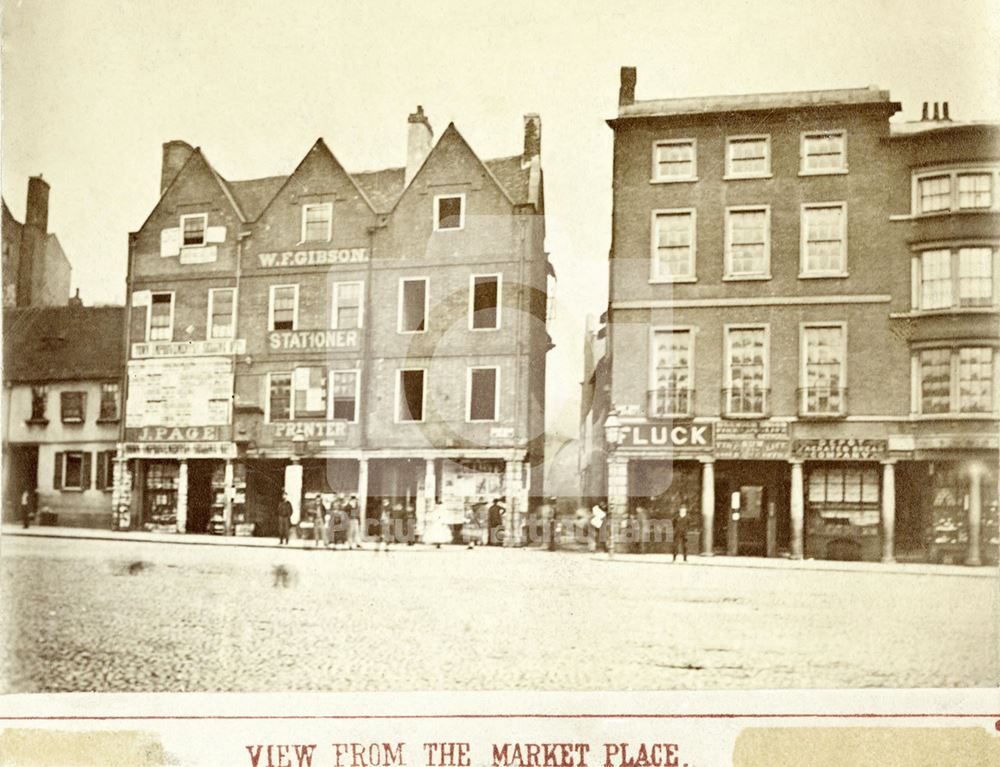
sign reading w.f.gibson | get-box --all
[256,248,369,268]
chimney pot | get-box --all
[933,102,940,121]
[619,66,637,107]
[405,106,434,187]
[921,102,929,120]
[943,102,951,121]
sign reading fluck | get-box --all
[256,248,369,268]
[268,329,360,352]
[612,423,714,449]
[270,421,349,440]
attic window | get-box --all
[302,203,333,242]
[181,214,207,246]
[434,195,464,231]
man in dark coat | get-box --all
[277,492,293,545]
[673,504,690,562]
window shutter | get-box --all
[205,225,227,243]
[160,227,181,257]
[81,452,92,490]
[53,452,63,490]
[95,452,107,491]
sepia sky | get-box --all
[3,0,998,437]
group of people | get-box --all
[275,491,362,547]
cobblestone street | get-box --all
[2,535,997,692]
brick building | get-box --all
[600,68,998,564]
[119,108,548,539]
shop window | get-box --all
[331,370,359,422]
[144,462,179,530]
[726,327,767,415]
[148,292,174,341]
[434,195,464,231]
[726,136,770,178]
[99,382,120,421]
[918,347,995,415]
[301,202,332,242]
[398,278,428,333]
[725,207,769,278]
[916,247,994,310]
[293,367,327,419]
[649,328,692,416]
[208,288,235,339]
[60,391,86,423]
[268,373,292,421]
[652,210,695,282]
[332,281,363,329]
[29,386,47,422]
[397,369,425,422]
[180,214,207,246]
[269,285,298,331]
[652,139,696,182]
[468,367,499,422]
[801,131,847,174]
[801,203,847,276]
[801,324,845,416]
[54,451,91,491]
[470,274,500,330]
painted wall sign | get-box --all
[125,425,232,442]
[131,339,246,358]
[612,423,714,449]
[267,329,360,352]
[121,442,237,460]
[715,422,791,460]
[792,438,887,461]
[256,248,369,268]
[915,435,999,451]
[125,357,233,429]
[269,421,349,440]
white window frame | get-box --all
[724,135,771,179]
[651,138,698,183]
[723,324,770,417]
[331,280,364,330]
[911,245,999,311]
[146,291,175,342]
[468,273,502,331]
[911,164,1000,216]
[300,202,333,243]
[61,451,87,491]
[179,213,208,247]
[648,325,695,416]
[268,284,299,331]
[799,202,848,278]
[206,287,237,340]
[650,208,697,284]
[799,322,847,416]
[724,205,771,280]
[912,346,998,417]
[799,130,848,175]
[397,277,429,334]
[395,368,427,424]
[264,372,292,423]
[433,193,466,232]
[466,366,501,423]
[328,368,361,424]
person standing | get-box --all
[486,497,505,546]
[277,492,293,545]
[345,493,361,549]
[590,501,607,552]
[673,504,690,562]
[20,489,32,529]
[310,495,325,548]
[377,499,393,553]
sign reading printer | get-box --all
[268,329,360,351]
[257,248,369,268]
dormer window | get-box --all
[180,214,207,246]
[434,195,465,231]
[302,203,333,242]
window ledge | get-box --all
[60,488,85,493]
[891,307,999,318]
[798,169,849,177]
[723,274,772,282]
[469,327,501,332]
[798,413,847,420]
[799,272,850,280]
[61,419,85,425]
[723,173,773,181]
[96,417,121,425]
[650,177,699,185]
[722,413,770,420]
[649,276,697,284]
[912,413,998,421]
[25,418,49,426]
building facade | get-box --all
[3,305,124,527]
[602,68,998,565]
[2,176,72,308]
[118,108,549,540]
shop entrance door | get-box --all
[186,461,214,534]
[713,461,790,556]
[4,444,38,523]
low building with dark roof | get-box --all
[3,304,125,528]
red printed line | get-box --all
[0,713,996,722]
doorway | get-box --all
[714,461,790,556]
[4,444,38,523]
[186,461,215,534]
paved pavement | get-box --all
[1,533,997,692]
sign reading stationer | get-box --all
[268,329,360,352]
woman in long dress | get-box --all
[423,501,451,548]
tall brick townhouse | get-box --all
[117,108,549,540]
[600,68,998,565]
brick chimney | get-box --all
[161,140,195,194]
[619,66,637,107]
[16,175,50,306]
[523,113,541,164]
[405,106,433,187]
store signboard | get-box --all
[792,438,887,461]
[268,421,349,441]
[715,422,790,460]
[267,329,360,352]
[131,339,246,359]
[125,425,232,442]
[125,357,233,429]
[612,423,714,449]
[915,435,999,450]
[255,248,369,268]
[121,442,237,459]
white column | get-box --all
[504,460,522,546]
[223,459,234,535]
[700,458,715,556]
[284,461,303,525]
[789,460,804,560]
[881,460,896,563]
[966,464,983,567]
[607,456,629,554]
[176,459,188,534]
[358,457,370,537]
